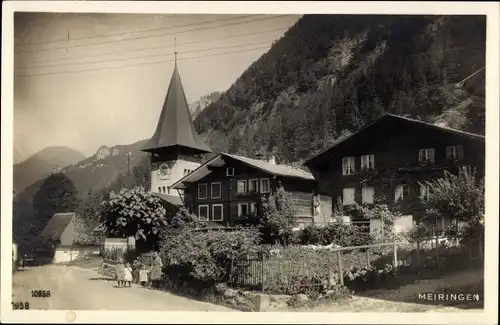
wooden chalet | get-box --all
[303,113,485,232]
[171,153,328,229]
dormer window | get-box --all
[226,167,235,176]
[360,154,375,170]
[446,145,464,160]
[342,157,355,175]
[418,148,435,164]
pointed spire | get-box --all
[141,59,212,154]
[174,37,178,67]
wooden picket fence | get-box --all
[228,237,484,294]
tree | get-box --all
[99,187,169,248]
[33,172,80,233]
[260,186,298,245]
[425,166,484,226]
[424,166,484,240]
[73,190,105,245]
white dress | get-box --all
[123,267,133,282]
[139,269,150,282]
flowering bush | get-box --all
[100,187,168,244]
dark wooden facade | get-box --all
[304,115,485,222]
[182,159,317,228]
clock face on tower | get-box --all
[158,162,172,180]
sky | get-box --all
[13,13,300,163]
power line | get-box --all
[15,15,289,54]
[455,66,485,86]
[20,27,289,66]
[15,45,272,78]
[16,39,277,71]
[15,15,254,47]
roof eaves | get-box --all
[170,154,222,188]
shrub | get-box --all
[260,186,298,245]
[159,227,261,286]
[299,223,372,247]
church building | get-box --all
[141,57,212,207]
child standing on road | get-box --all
[139,264,152,287]
[123,263,133,287]
[115,260,125,287]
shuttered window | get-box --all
[418,148,435,164]
[446,145,464,160]
[362,186,375,204]
[361,154,375,170]
[395,184,411,201]
[342,157,356,175]
[342,188,356,205]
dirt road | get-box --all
[292,268,484,312]
[11,265,236,311]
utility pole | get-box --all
[126,152,133,183]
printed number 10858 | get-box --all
[31,290,51,298]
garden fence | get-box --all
[228,236,483,295]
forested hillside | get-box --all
[194,15,486,164]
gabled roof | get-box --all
[40,212,75,241]
[151,192,184,207]
[304,113,485,167]
[171,152,315,189]
[141,62,212,154]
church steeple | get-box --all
[142,55,212,198]
[141,56,212,154]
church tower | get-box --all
[141,56,212,197]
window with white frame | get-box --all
[249,179,258,193]
[198,205,209,221]
[211,182,221,199]
[361,186,375,204]
[418,148,435,164]
[198,183,208,199]
[342,157,356,175]
[360,154,375,170]
[342,188,356,205]
[395,184,411,202]
[418,182,431,201]
[237,180,248,193]
[445,145,464,160]
[212,204,223,221]
[226,167,235,176]
[238,203,249,217]
[250,202,257,214]
[157,187,161,193]
[260,178,270,193]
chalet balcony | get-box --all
[356,159,464,185]
[235,190,263,197]
[396,159,463,173]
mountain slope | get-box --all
[13,146,86,195]
[189,91,222,119]
[14,140,150,204]
[194,15,486,164]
